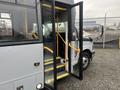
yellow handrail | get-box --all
[44,46,53,54]
[56,31,80,53]
[69,43,80,52]
[32,28,80,54]
[32,32,39,39]
[32,32,54,54]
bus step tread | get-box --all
[45,63,65,72]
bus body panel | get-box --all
[0,44,44,90]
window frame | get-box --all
[0,0,43,47]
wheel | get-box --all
[82,52,91,70]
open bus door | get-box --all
[41,0,83,89]
[69,2,83,80]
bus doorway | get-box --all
[41,0,83,90]
[0,0,83,90]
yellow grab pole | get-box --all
[57,34,59,56]
[64,42,68,70]
[56,31,66,44]
[56,17,67,70]
[56,17,59,57]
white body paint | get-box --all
[0,44,44,90]
[71,40,94,72]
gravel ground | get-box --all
[58,49,120,90]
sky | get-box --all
[74,0,120,18]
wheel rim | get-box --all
[83,56,89,68]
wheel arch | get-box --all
[82,49,92,59]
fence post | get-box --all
[103,13,107,48]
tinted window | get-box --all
[0,13,12,38]
[17,0,36,7]
[0,3,41,42]
[0,0,15,3]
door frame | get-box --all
[68,2,83,80]
[40,0,57,90]
[41,0,83,89]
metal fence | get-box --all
[82,17,120,49]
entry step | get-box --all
[44,56,61,65]
[45,71,69,84]
[45,63,65,72]
[57,71,69,80]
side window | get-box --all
[0,0,15,3]
[17,0,36,7]
[0,2,41,43]
[0,13,13,38]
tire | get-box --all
[82,52,91,70]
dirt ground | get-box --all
[58,49,120,90]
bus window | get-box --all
[17,0,36,7]
[0,0,15,3]
[0,13,12,38]
[0,2,42,43]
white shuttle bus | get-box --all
[0,0,94,90]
